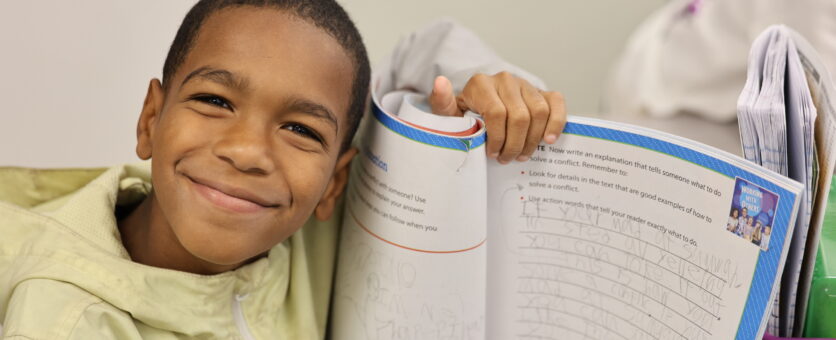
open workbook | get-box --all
[329,65,804,339]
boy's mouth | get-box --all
[183,174,281,213]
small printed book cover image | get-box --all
[727,177,778,251]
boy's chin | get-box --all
[186,242,266,272]
[174,226,274,272]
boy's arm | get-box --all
[383,19,546,94]
[382,19,566,163]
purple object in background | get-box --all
[685,0,703,14]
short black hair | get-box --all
[163,0,370,152]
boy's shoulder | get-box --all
[2,278,142,340]
[0,166,108,209]
[0,165,146,339]
[0,163,150,257]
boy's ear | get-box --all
[136,79,165,160]
[315,147,358,221]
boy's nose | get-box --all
[212,119,275,175]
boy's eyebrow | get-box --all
[181,66,249,91]
[181,66,338,133]
[286,97,339,134]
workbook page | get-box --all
[331,102,488,339]
[486,117,802,340]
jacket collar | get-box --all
[36,163,290,336]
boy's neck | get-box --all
[118,192,239,275]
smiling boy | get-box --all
[119,2,363,276]
[0,0,565,339]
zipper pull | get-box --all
[232,293,256,340]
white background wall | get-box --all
[0,0,666,168]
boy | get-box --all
[0,0,565,339]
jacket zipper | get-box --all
[232,293,257,340]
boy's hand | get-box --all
[428,73,566,164]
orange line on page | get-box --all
[401,119,482,137]
[349,208,486,254]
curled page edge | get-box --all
[370,68,487,154]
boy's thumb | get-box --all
[429,76,462,117]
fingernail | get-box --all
[516,155,530,162]
[545,134,558,144]
[499,159,509,164]
[489,152,499,158]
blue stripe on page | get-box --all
[563,121,796,340]
[372,101,486,151]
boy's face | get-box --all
[136,7,356,267]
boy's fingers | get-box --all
[429,76,462,117]
[542,91,567,144]
[495,72,529,164]
[519,83,549,160]
[462,74,505,158]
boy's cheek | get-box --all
[159,109,217,147]
[282,159,334,202]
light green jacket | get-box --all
[0,163,341,339]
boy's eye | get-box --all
[283,123,323,143]
[192,94,232,110]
